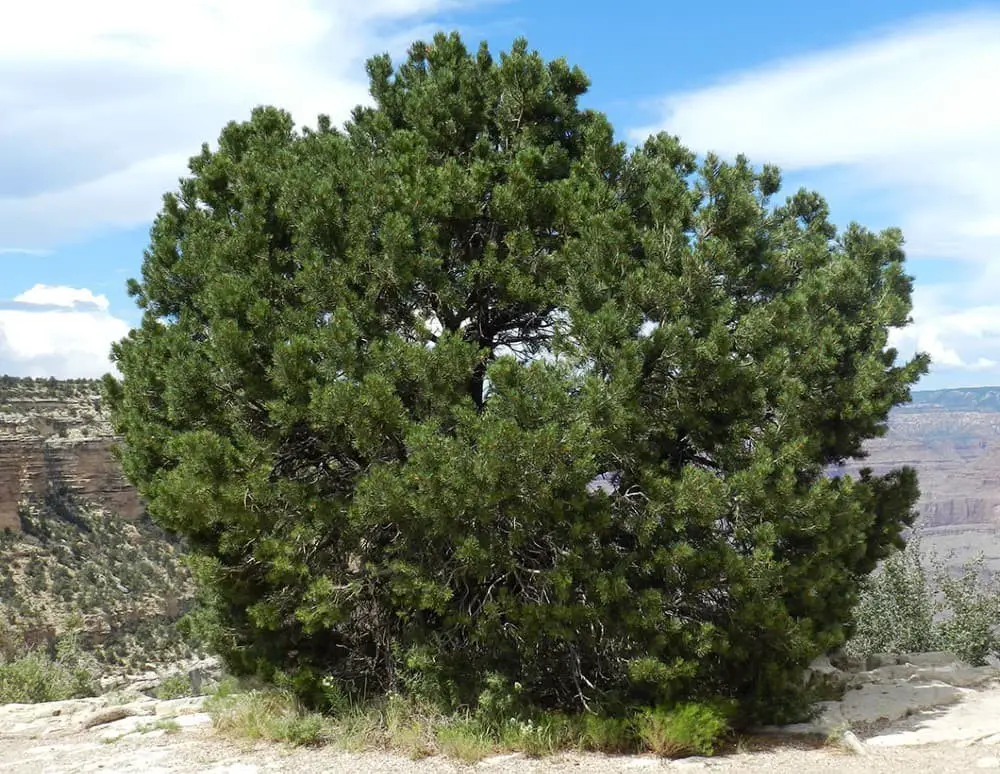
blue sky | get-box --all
[1,0,998,389]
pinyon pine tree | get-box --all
[106,33,929,723]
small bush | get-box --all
[208,688,332,746]
[500,713,577,757]
[846,537,1000,665]
[156,674,193,700]
[382,693,438,759]
[932,553,1000,665]
[473,673,523,734]
[636,703,730,758]
[280,712,330,747]
[0,645,98,703]
[435,720,494,763]
[576,713,637,753]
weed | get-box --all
[501,713,576,757]
[435,719,494,763]
[635,702,730,758]
[0,644,98,703]
[576,713,637,753]
[155,674,192,700]
[209,688,332,747]
[137,718,182,735]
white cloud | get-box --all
[889,293,1000,382]
[0,0,485,248]
[15,284,112,312]
[633,12,1000,169]
[0,154,191,247]
[0,285,131,378]
[632,9,1000,387]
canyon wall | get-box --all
[0,380,142,531]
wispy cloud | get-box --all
[0,0,486,249]
[631,9,1000,385]
[0,248,51,256]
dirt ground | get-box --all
[2,727,1000,774]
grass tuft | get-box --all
[435,719,494,763]
[208,688,332,747]
[636,702,730,758]
[137,718,182,735]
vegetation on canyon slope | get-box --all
[0,496,193,670]
[0,377,195,673]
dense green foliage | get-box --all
[106,32,928,724]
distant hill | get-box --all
[901,386,1000,414]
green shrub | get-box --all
[473,673,524,734]
[846,537,1000,665]
[576,713,637,753]
[435,719,494,763]
[846,537,937,657]
[209,688,332,746]
[0,645,99,703]
[496,713,576,757]
[636,702,730,758]
[156,674,193,700]
[932,553,1000,665]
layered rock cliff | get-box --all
[842,404,1000,531]
[0,378,142,533]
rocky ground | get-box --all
[2,653,1000,773]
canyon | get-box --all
[0,378,190,668]
[839,387,1000,573]
[0,379,142,534]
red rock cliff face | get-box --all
[0,382,143,531]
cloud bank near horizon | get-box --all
[0,284,130,378]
